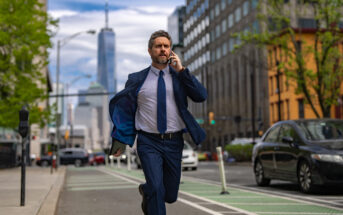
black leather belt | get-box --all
[138,130,183,140]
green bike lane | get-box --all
[103,166,343,215]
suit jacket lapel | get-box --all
[135,66,150,96]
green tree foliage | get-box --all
[238,0,343,117]
[0,0,57,128]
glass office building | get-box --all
[97,28,116,94]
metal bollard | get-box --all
[110,155,114,167]
[105,154,109,166]
[117,156,121,168]
[126,146,131,171]
[216,146,229,195]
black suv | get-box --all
[60,148,89,167]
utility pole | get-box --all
[18,106,29,206]
[250,57,256,144]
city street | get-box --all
[56,162,343,215]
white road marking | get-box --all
[99,168,254,215]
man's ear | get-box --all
[148,48,152,56]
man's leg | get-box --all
[163,137,184,203]
[137,133,166,215]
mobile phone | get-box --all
[168,52,173,64]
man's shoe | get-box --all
[139,184,148,215]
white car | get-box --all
[182,141,198,171]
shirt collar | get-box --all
[150,65,169,76]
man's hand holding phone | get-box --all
[109,139,126,157]
[168,51,184,73]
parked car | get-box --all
[37,148,89,167]
[135,141,198,171]
[89,152,106,166]
[182,141,198,170]
[36,155,53,167]
[252,119,343,193]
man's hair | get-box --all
[148,30,172,49]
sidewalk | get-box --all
[0,166,66,215]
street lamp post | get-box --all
[55,30,95,169]
[274,46,282,122]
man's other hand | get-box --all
[109,140,126,157]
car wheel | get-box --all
[254,160,271,186]
[74,159,82,167]
[41,160,49,167]
[298,160,314,193]
[192,167,197,171]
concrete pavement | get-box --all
[0,166,66,215]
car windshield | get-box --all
[297,121,343,141]
[183,142,192,150]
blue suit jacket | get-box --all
[109,66,207,146]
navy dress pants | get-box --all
[137,132,184,215]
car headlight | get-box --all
[311,154,343,163]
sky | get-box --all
[48,0,185,107]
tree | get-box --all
[238,0,343,117]
[0,0,57,128]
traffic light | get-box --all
[209,112,215,125]
[64,130,69,140]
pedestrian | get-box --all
[109,30,207,215]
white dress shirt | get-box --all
[135,65,185,133]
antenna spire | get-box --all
[105,0,109,28]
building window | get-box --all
[243,1,249,16]
[206,51,210,62]
[298,99,304,118]
[215,4,220,17]
[228,14,234,28]
[252,20,259,33]
[269,77,273,95]
[271,103,275,122]
[216,47,222,60]
[222,42,227,56]
[229,38,234,52]
[211,50,216,63]
[216,25,221,38]
[210,29,215,42]
[298,18,316,29]
[221,0,226,10]
[222,19,227,33]
[210,9,214,20]
[235,7,241,23]
[252,0,258,9]
[280,101,284,120]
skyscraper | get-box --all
[97,0,116,94]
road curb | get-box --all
[36,167,66,215]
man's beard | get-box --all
[151,55,168,64]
